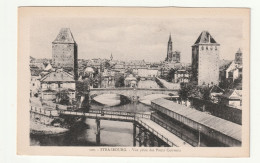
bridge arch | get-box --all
[89,88,179,102]
[90,92,133,102]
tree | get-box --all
[104,61,111,69]
[166,68,175,82]
[115,74,125,87]
[199,86,211,101]
[56,89,70,105]
[178,82,198,100]
[76,79,91,96]
[219,78,234,89]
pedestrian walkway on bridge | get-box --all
[136,118,192,147]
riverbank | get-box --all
[139,94,170,106]
[30,120,69,135]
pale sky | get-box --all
[30,17,244,63]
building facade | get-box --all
[30,70,42,97]
[219,49,243,84]
[166,34,180,63]
[40,69,76,101]
[137,68,159,78]
[220,89,242,109]
[174,69,191,83]
[52,28,78,80]
[191,31,220,85]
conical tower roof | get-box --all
[194,31,218,44]
[53,28,76,44]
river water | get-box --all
[30,101,152,146]
[30,80,157,146]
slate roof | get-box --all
[210,85,224,93]
[219,60,233,71]
[221,89,242,99]
[30,69,42,76]
[41,69,75,82]
[194,31,218,44]
[53,28,76,44]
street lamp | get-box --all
[198,126,202,147]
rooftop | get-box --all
[53,28,76,44]
[194,31,218,45]
[152,98,241,142]
[41,69,75,82]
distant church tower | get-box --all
[110,53,113,61]
[166,34,180,63]
[235,48,242,65]
[52,28,78,80]
[191,31,220,85]
[166,34,173,61]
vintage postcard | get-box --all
[17,7,250,157]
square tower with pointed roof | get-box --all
[52,28,78,80]
[191,31,220,85]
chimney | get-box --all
[208,34,211,43]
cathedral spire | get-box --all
[168,33,172,43]
[166,33,173,62]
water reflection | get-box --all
[93,94,121,106]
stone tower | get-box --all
[235,48,242,65]
[52,28,78,80]
[191,31,220,85]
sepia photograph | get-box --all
[17,7,250,157]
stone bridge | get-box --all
[89,88,179,100]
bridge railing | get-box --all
[59,110,136,121]
[89,109,151,119]
[150,115,198,147]
[89,110,134,116]
[136,118,176,147]
[90,88,179,91]
[59,109,151,120]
